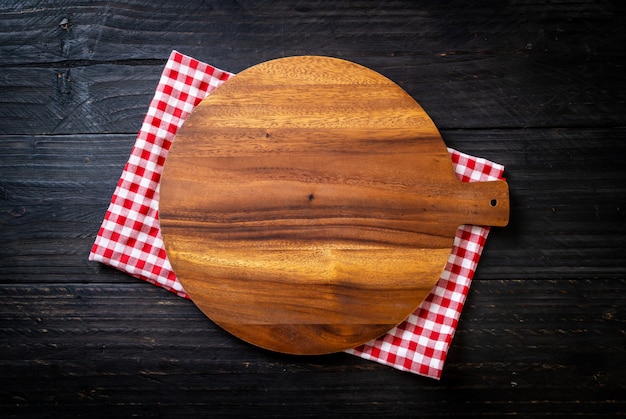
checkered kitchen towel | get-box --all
[89,50,505,380]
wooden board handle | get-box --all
[455,179,509,228]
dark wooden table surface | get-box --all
[1,1,625,417]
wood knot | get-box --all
[59,18,70,31]
[9,207,26,217]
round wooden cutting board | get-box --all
[159,56,509,355]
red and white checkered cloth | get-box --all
[89,50,505,380]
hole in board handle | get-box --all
[490,199,498,207]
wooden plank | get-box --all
[0,1,625,135]
[1,279,624,416]
[1,56,623,135]
[2,1,624,66]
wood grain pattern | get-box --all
[2,2,625,136]
[1,0,625,416]
[160,56,509,354]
